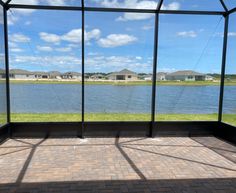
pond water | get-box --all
[7,84,236,114]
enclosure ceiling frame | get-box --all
[0,0,4,7]
[219,0,228,12]
[228,7,236,15]
[5,0,11,5]
[5,4,226,15]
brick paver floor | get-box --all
[0,136,235,193]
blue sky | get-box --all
[3,0,236,74]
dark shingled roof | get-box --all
[109,69,137,76]
[62,72,81,76]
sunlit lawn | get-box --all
[8,113,236,126]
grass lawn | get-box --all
[7,113,236,126]
[9,80,236,86]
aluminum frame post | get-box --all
[218,15,229,122]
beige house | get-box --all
[107,69,138,81]
[165,70,214,81]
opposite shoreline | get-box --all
[7,79,236,86]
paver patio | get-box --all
[0,136,235,193]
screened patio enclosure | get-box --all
[0,0,235,142]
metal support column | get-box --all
[3,6,11,133]
[81,0,85,138]
[218,15,229,122]
[150,0,163,137]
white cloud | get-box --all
[10,0,67,6]
[10,48,24,52]
[55,47,72,52]
[40,29,101,44]
[85,54,151,73]
[116,1,157,21]
[47,0,66,6]
[136,56,142,60]
[95,0,180,21]
[177,31,197,38]
[14,9,36,15]
[97,34,137,48]
[9,42,18,48]
[10,53,151,73]
[10,33,31,43]
[11,0,39,15]
[86,29,101,41]
[24,21,31,25]
[10,55,81,70]
[11,0,39,4]
[228,32,236,37]
[61,28,101,43]
[37,46,53,52]
[142,25,153,30]
[116,13,153,21]
[61,29,82,43]
[39,32,61,44]
[7,0,69,25]
[161,2,180,10]
[9,41,24,52]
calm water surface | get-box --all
[6,84,236,114]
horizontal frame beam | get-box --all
[228,7,236,15]
[10,121,220,138]
[7,4,226,15]
[0,0,4,7]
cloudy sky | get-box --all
[1,0,236,73]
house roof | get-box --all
[62,72,81,76]
[10,69,34,75]
[167,70,204,76]
[91,74,104,77]
[49,71,61,76]
[109,69,137,76]
[33,71,49,76]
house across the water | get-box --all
[90,74,105,80]
[165,70,214,81]
[9,69,35,79]
[0,69,5,79]
[34,71,50,79]
[156,72,167,81]
[61,72,82,80]
[107,69,138,81]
